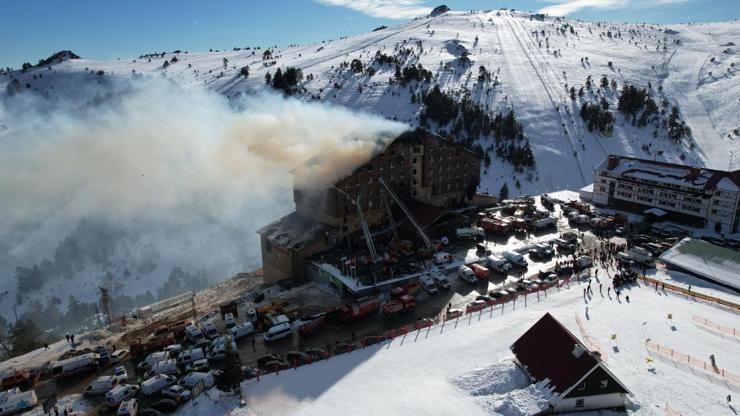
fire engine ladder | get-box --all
[378,178,432,248]
[380,189,399,241]
[334,186,378,260]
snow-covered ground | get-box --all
[2,10,737,194]
[1,8,738,332]
[225,279,739,416]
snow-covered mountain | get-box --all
[0,9,738,323]
[3,9,738,194]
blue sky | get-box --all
[1,0,737,69]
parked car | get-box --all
[445,308,464,320]
[333,343,356,354]
[117,398,138,416]
[241,366,259,380]
[429,271,451,290]
[112,366,128,384]
[110,350,129,364]
[229,322,255,340]
[419,275,438,294]
[105,384,140,407]
[263,322,292,343]
[176,348,204,367]
[144,359,178,379]
[261,360,290,372]
[223,313,237,330]
[141,375,176,396]
[285,351,311,366]
[137,351,170,373]
[161,384,192,402]
[85,376,118,395]
[178,372,214,390]
[305,348,329,361]
[457,265,477,284]
[184,358,210,373]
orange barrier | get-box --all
[646,340,740,386]
[664,403,683,416]
[639,276,740,312]
[575,313,608,360]
[692,315,738,338]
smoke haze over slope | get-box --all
[0,78,405,318]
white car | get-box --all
[110,350,129,364]
[429,271,451,290]
[419,275,438,294]
[224,313,237,330]
[117,398,138,416]
[162,384,193,402]
[112,366,128,384]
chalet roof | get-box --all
[597,155,740,192]
[510,313,630,397]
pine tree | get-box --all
[217,342,243,394]
[10,319,44,356]
[499,182,510,201]
[265,71,271,84]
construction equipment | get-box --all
[380,189,399,241]
[334,186,379,261]
[378,178,432,249]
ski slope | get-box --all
[2,10,738,194]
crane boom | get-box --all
[333,186,378,260]
[378,178,432,248]
[380,190,399,241]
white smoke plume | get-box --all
[0,77,406,316]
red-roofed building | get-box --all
[511,313,632,413]
[592,155,740,233]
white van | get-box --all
[263,322,292,342]
[224,313,237,330]
[51,353,99,378]
[210,335,234,348]
[574,255,593,269]
[457,265,477,284]
[141,374,176,396]
[486,255,512,274]
[185,325,206,345]
[176,348,204,367]
[84,375,118,395]
[117,398,138,416]
[0,388,37,416]
[144,359,178,379]
[201,320,220,339]
[503,251,528,268]
[184,358,210,373]
[430,271,451,290]
[207,341,237,360]
[178,371,214,390]
[419,275,438,294]
[105,384,140,407]
[229,322,255,340]
[160,343,179,354]
[137,351,169,373]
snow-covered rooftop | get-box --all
[659,237,740,291]
[597,155,740,192]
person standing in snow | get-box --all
[44,343,49,350]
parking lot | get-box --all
[28,194,641,415]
